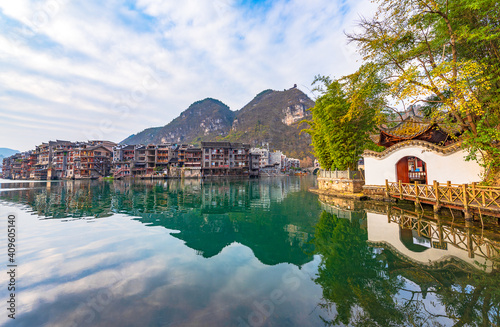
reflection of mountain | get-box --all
[0,178,321,267]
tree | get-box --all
[313,211,405,326]
[303,64,386,170]
[347,0,500,180]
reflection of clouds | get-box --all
[2,209,326,326]
[0,205,326,326]
[0,179,328,327]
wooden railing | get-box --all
[386,180,500,216]
[388,207,500,261]
[408,171,426,180]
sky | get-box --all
[0,0,376,151]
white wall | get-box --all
[363,145,483,185]
[367,212,493,272]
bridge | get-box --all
[386,180,500,219]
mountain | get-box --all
[0,148,19,162]
[121,98,236,145]
[121,87,315,160]
[224,87,314,159]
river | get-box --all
[0,177,498,326]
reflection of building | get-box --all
[363,111,483,186]
[317,195,500,273]
[284,224,311,247]
[366,209,499,272]
[0,178,317,267]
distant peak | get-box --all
[254,89,273,98]
[190,98,229,109]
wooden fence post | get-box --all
[398,180,403,200]
[434,180,441,213]
[471,182,476,205]
[414,181,421,211]
[463,183,472,221]
[385,179,390,198]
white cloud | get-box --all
[0,0,376,151]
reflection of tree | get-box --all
[435,270,500,326]
[314,211,404,326]
[313,210,500,326]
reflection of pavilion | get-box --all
[319,197,500,272]
[368,209,500,272]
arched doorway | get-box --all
[396,156,427,184]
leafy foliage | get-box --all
[346,0,500,181]
[303,64,385,170]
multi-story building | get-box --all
[112,143,204,178]
[50,141,77,179]
[2,156,12,179]
[287,158,301,169]
[269,151,283,170]
[249,153,261,177]
[31,140,73,179]
[250,148,269,168]
[201,142,250,177]
[10,153,22,179]
[112,144,136,178]
[132,145,147,177]
[156,144,170,171]
[68,142,115,179]
[2,151,36,179]
[184,147,202,168]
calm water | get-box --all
[0,177,499,327]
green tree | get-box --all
[313,211,405,326]
[303,64,385,170]
[346,0,500,180]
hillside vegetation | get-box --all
[121,87,315,160]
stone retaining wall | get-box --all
[317,177,364,193]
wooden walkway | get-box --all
[386,180,500,219]
[388,206,500,262]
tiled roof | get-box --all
[363,140,462,159]
[380,117,432,139]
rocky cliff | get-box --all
[224,87,314,160]
[121,87,315,160]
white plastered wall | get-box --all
[367,212,493,272]
[363,146,483,185]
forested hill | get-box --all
[121,98,236,145]
[224,87,314,160]
[121,87,315,160]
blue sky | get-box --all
[0,0,375,151]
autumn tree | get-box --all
[347,0,500,178]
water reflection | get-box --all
[315,196,500,326]
[0,178,499,326]
[0,178,319,266]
